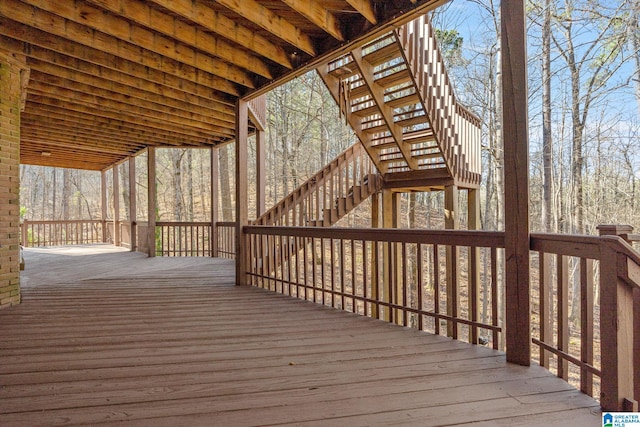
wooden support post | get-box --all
[256,129,266,218]
[445,185,460,338]
[468,188,480,344]
[147,147,157,258]
[211,146,219,257]
[371,191,380,318]
[128,156,137,252]
[112,164,120,247]
[101,169,107,243]
[600,243,637,411]
[382,189,399,323]
[236,100,249,286]
[502,0,531,365]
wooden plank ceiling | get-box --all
[0,0,444,170]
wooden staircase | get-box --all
[318,14,481,188]
[254,143,382,226]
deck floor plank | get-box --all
[0,245,601,426]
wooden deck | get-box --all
[1,245,601,426]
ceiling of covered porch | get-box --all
[0,0,446,171]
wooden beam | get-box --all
[0,28,237,108]
[346,0,377,24]
[236,100,249,285]
[0,16,241,97]
[14,0,256,87]
[26,83,234,136]
[216,0,316,56]
[280,0,344,41]
[27,63,235,123]
[147,147,157,258]
[147,0,292,69]
[83,0,273,79]
[21,115,200,151]
[501,0,531,366]
[24,104,221,146]
[26,96,222,142]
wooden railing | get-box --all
[398,15,481,185]
[20,220,104,247]
[244,226,505,348]
[242,225,640,411]
[215,222,236,259]
[530,233,640,411]
[254,143,379,226]
[155,221,212,257]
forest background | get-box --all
[19,0,640,236]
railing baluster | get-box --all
[580,257,594,396]
[557,254,569,380]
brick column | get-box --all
[0,52,28,309]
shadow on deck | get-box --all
[0,245,601,426]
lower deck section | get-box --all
[0,245,600,426]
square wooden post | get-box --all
[445,185,460,338]
[112,164,120,247]
[468,188,481,344]
[101,169,108,243]
[128,156,137,252]
[147,147,157,258]
[256,129,266,218]
[502,0,531,365]
[370,191,380,319]
[236,100,249,285]
[382,189,399,323]
[211,146,219,257]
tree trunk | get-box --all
[541,0,554,232]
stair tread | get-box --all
[363,39,402,66]
[352,93,421,117]
[363,114,430,134]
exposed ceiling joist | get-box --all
[216,0,317,56]
[0,0,444,170]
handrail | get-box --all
[397,15,482,183]
[244,225,505,348]
[215,221,236,259]
[155,221,212,257]
[253,142,379,226]
[530,232,640,411]
[243,224,639,411]
[20,219,105,247]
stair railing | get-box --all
[254,142,378,227]
[398,15,481,185]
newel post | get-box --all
[599,232,638,411]
[597,224,634,244]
